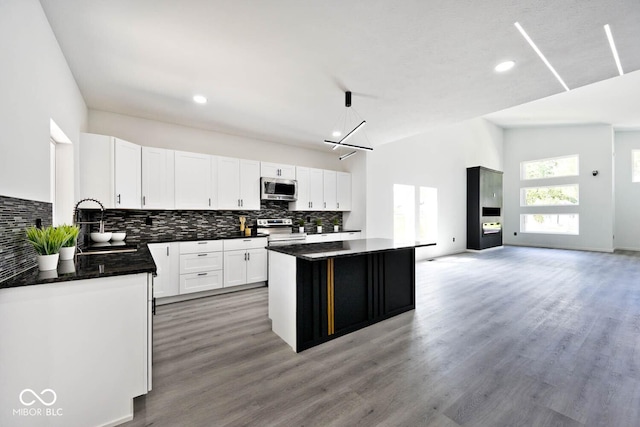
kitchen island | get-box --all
[267,238,435,352]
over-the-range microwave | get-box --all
[260,177,298,201]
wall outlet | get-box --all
[513,232,517,236]
[452,237,455,242]
[306,215,311,223]
[145,216,153,226]
[35,218,42,228]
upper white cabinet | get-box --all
[323,170,337,210]
[79,133,141,209]
[336,172,352,211]
[217,157,260,210]
[261,162,296,180]
[289,167,350,211]
[174,151,217,210]
[142,147,175,209]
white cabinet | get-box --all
[323,170,337,210]
[289,167,324,211]
[217,157,261,210]
[305,231,361,243]
[261,162,296,179]
[114,139,142,209]
[289,167,351,212]
[79,133,141,209]
[142,147,175,209]
[148,243,180,298]
[179,240,223,294]
[174,151,217,210]
[340,231,361,240]
[223,238,268,287]
[336,172,352,211]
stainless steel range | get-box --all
[256,218,306,246]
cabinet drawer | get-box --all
[179,270,223,294]
[305,234,335,243]
[179,252,222,274]
[180,240,223,254]
[341,232,361,241]
[223,237,268,251]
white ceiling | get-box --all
[39,0,640,150]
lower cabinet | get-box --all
[179,240,223,294]
[305,231,361,243]
[150,237,267,301]
[148,243,180,298]
[296,248,415,352]
[223,238,268,287]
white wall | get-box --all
[0,0,87,202]
[88,110,344,171]
[366,118,503,259]
[614,131,640,251]
[503,125,614,252]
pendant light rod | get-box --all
[325,120,366,145]
[339,151,357,161]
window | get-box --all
[393,184,437,243]
[50,139,56,224]
[520,184,579,206]
[632,150,640,182]
[520,214,579,235]
[521,155,579,180]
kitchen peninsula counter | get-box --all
[267,238,435,352]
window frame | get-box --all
[520,213,580,235]
[519,184,580,207]
[520,154,579,181]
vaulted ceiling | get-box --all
[39,0,640,150]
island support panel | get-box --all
[296,248,415,352]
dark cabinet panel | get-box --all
[334,256,369,331]
[468,166,503,250]
[296,248,415,352]
[383,249,415,315]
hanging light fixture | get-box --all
[324,91,373,156]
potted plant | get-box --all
[58,224,80,260]
[315,218,322,233]
[332,218,340,232]
[297,218,305,233]
[25,225,69,271]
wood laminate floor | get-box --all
[123,246,640,427]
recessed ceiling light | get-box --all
[193,95,207,104]
[514,22,570,92]
[495,60,515,72]
[332,130,341,137]
[604,24,624,76]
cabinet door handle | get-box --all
[247,252,250,261]
[238,199,241,207]
[209,198,211,207]
[324,202,326,208]
[198,272,207,276]
[143,196,146,206]
[117,194,121,204]
[198,241,208,245]
[244,253,247,261]
[241,199,244,207]
[166,247,169,256]
[243,239,252,242]
[337,202,339,208]
[198,253,208,257]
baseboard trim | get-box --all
[505,242,614,253]
[156,282,266,306]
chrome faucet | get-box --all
[73,198,106,237]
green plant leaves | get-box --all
[25,225,77,255]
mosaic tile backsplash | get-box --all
[0,195,52,282]
[77,200,343,245]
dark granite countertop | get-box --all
[266,238,436,261]
[1,233,273,290]
[0,244,156,290]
